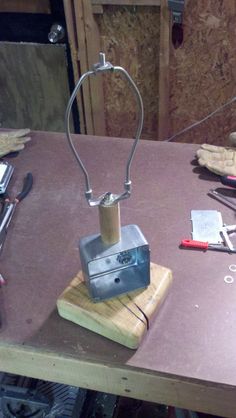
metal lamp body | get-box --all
[79,225,150,302]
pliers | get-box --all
[181,239,236,253]
[0,172,33,254]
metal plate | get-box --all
[191,210,223,244]
[0,162,14,194]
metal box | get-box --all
[79,224,150,302]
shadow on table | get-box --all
[191,162,221,183]
[24,308,135,365]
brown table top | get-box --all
[0,131,236,403]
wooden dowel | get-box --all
[99,203,121,245]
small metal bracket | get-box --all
[168,0,185,24]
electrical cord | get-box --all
[165,95,236,142]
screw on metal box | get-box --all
[65,52,150,302]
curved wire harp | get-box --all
[65,52,144,207]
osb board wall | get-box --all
[95,6,160,140]
[169,0,236,145]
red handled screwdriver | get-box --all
[181,239,236,253]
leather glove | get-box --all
[196,133,236,176]
[0,129,31,158]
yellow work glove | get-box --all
[0,129,31,158]
[196,133,236,176]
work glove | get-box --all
[0,129,31,158]
[196,132,236,176]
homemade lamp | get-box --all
[65,53,150,302]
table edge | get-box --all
[0,342,235,417]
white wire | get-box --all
[165,96,236,142]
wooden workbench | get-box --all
[0,131,236,417]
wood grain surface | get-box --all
[0,42,72,132]
[57,263,173,348]
[169,0,236,145]
[0,0,50,13]
[158,0,170,141]
[82,0,106,135]
[91,0,160,4]
[95,5,160,140]
[63,0,86,133]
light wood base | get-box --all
[57,263,173,349]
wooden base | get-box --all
[57,263,173,349]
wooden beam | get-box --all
[92,4,104,13]
[158,0,170,140]
[0,42,72,132]
[0,0,50,13]
[91,0,161,5]
[72,0,106,136]
[63,0,86,133]
[73,0,94,134]
[82,0,106,136]
[1,344,236,418]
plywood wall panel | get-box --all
[169,0,236,145]
[95,6,160,140]
[0,42,72,132]
[0,0,50,13]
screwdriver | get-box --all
[181,239,236,253]
[208,189,236,211]
[220,175,236,188]
[0,274,5,285]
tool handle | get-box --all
[220,175,236,188]
[16,172,33,202]
[181,239,209,249]
[0,203,13,234]
[0,202,10,224]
